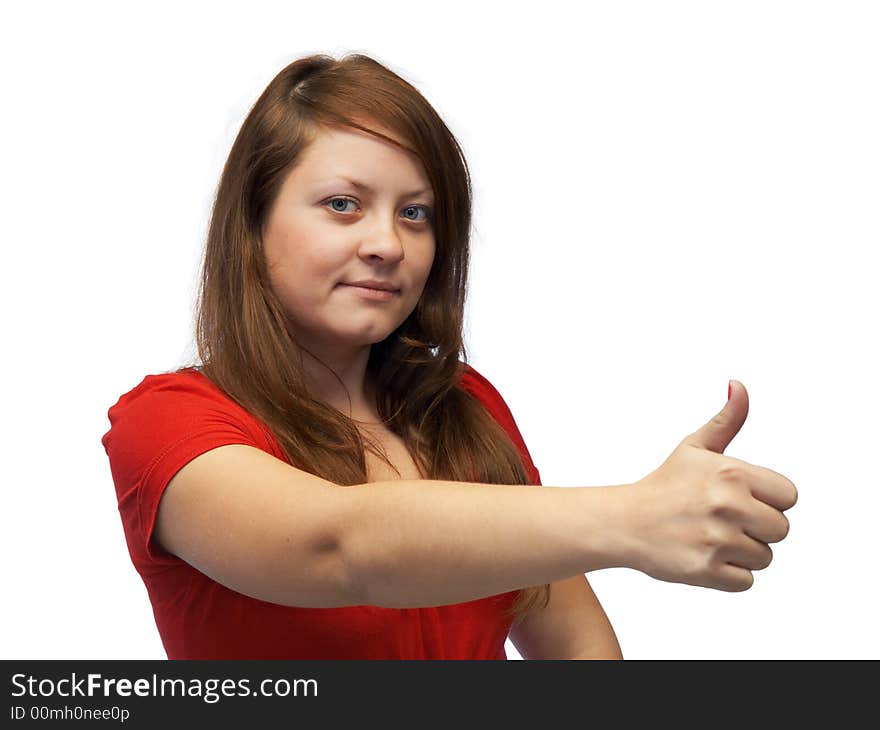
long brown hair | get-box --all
[177,52,550,623]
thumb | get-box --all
[684,379,750,454]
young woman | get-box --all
[101,53,797,660]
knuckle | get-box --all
[716,461,746,482]
[788,480,799,508]
[709,412,728,431]
[719,567,754,592]
[715,464,753,501]
[702,521,736,558]
[706,484,742,518]
[777,514,791,541]
[701,522,723,549]
[771,471,798,509]
[686,554,707,583]
[758,544,773,570]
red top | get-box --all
[101,363,542,659]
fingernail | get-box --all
[728,381,732,400]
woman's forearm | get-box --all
[335,479,640,608]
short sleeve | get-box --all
[101,370,264,571]
[458,363,543,486]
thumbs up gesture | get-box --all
[623,380,798,591]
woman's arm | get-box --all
[338,478,638,609]
[156,444,640,610]
[509,574,623,659]
[156,395,795,611]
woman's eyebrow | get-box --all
[320,176,433,198]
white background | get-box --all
[2,0,877,659]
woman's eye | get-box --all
[325,197,358,214]
[324,197,432,223]
[402,205,432,223]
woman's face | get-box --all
[261,123,436,357]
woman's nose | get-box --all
[358,215,406,262]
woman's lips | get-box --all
[339,283,399,301]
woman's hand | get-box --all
[622,380,798,591]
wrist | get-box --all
[579,482,647,573]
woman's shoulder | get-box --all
[101,365,265,452]
[456,360,542,485]
[457,361,507,407]
[119,364,207,390]
[101,365,282,490]
[106,366,224,411]
[456,360,522,426]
